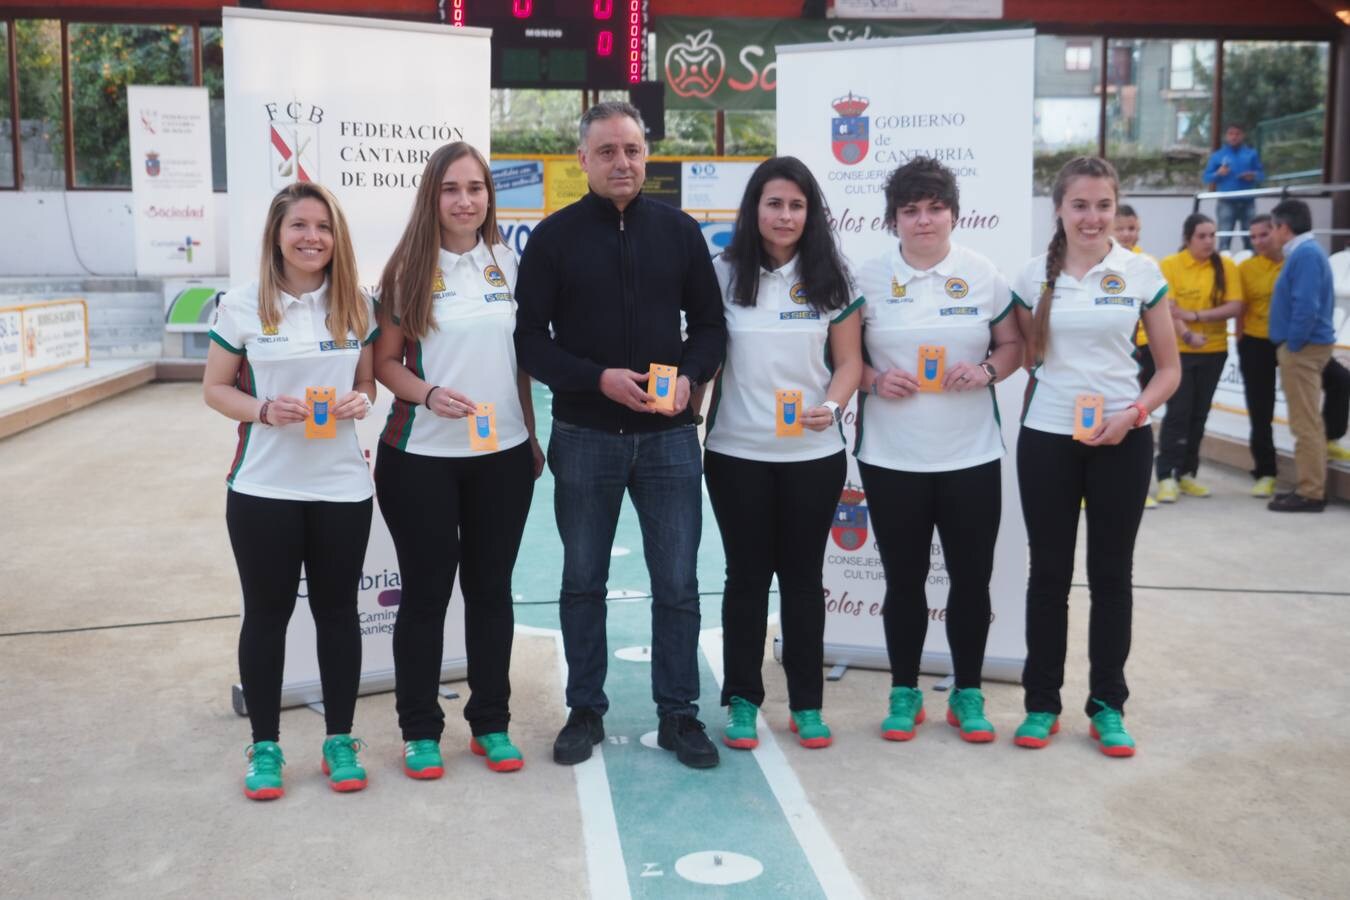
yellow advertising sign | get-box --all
[544,159,589,211]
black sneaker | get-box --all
[657,714,720,769]
[553,708,604,765]
[1268,492,1326,513]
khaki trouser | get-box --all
[1278,342,1334,500]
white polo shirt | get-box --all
[855,243,1012,473]
[1011,241,1168,436]
[209,280,378,502]
[704,254,863,463]
[379,240,527,457]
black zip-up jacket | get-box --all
[513,190,726,433]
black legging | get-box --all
[1018,426,1152,717]
[1157,351,1227,480]
[375,440,535,740]
[1237,335,1279,479]
[859,459,1000,690]
[704,449,845,711]
[1324,357,1350,442]
[226,490,372,744]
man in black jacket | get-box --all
[514,101,726,769]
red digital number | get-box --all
[512,0,532,18]
[597,30,613,57]
[593,0,613,19]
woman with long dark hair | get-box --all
[204,181,377,799]
[853,157,1023,744]
[702,156,862,750]
[373,142,543,779]
[1011,156,1180,757]
[1154,212,1244,502]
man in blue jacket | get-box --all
[1203,124,1265,252]
[1267,199,1336,512]
[515,101,727,768]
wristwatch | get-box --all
[822,400,843,423]
[979,361,997,385]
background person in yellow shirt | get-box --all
[1236,214,1283,497]
[1155,213,1244,501]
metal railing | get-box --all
[1194,182,1350,240]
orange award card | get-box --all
[917,345,946,392]
[469,402,499,451]
[305,386,337,439]
[648,363,678,412]
[1073,393,1105,441]
[776,389,804,437]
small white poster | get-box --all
[127,85,217,277]
[22,302,87,373]
[0,309,24,382]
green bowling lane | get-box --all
[512,384,830,898]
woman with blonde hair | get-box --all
[373,141,542,778]
[1010,157,1180,757]
[204,181,378,800]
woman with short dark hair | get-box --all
[854,157,1023,744]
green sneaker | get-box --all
[723,696,759,750]
[1013,712,1060,749]
[470,732,524,772]
[243,741,285,801]
[881,686,926,741]
[321,734,368,792]
[1089,700,1136,758]
[945,687,995,743]
[789,709,833,749]
[403,739,444,780]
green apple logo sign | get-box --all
[665,29,726,99]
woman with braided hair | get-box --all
[1009,156,1180,757]
[1154,213,1244,502]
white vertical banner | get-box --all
[127,85,217,276]
[776,30,1035,680]
[223,8,491,710]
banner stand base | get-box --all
[774,637,1024,685]
[231,657,469,716]
[827,663,848,682]
[932,675,956,692]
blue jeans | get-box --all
[548,420,704,718]
[1215,197,1255,252]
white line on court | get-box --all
[518,623,631,900]
[698,627,865,900]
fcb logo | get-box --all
[830,92,870,167]
[831,483,868,550]
[891,278,906,299]
[432,268,447,293]
[944,277,970,300]
[144,152,161,177]
[1100,274,1126,295]
[483,265,507,288]
[789,282,808,305]
[269,120,319,189]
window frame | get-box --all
[1,11,219,193]
[1036,24,1337,196]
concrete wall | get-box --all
[0,191,229,278]
[0,277,164,359]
